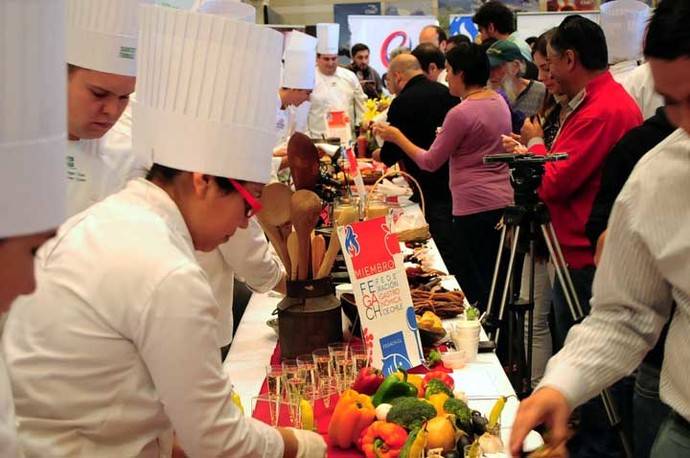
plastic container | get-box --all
[440,349,466,370]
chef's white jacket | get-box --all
[65,105,147,218]
[622,62,664,120]
[63,104,283,347]
[0,356,20,457]
[2,179,284,458]
[306,66,366,138]
[197,218,284,347]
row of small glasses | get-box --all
[261,343,370,427]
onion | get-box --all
[375,403,392,421]
[478,432,504,453]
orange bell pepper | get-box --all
[328,389,376,449]
[360,420,408,458]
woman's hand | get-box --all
[372,122,401,144]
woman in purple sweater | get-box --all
[374,43,513,310]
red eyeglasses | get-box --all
[229,179,263,218]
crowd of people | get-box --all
[1,0,689,457]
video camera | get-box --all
[484,153,568,206]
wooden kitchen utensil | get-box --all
[256,183,293,272]
[290,190,322,281]
[316,209,359,279]
[311,234,326,278]
[287,132,320,191]
[287,231,300,281]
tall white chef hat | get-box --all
[316,23,340,55]
[67,0,153,77]
[600,0,650,64]
[282,31,317,90]
[133,5,283,183]
[197,0,255,23]
[0,0,66,238]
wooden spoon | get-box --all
[256,183,293,272]
[316,210,359,279]
[286,231,300,281]
[290,190,322,281]
[287,132,320,191]
[311,234,326,278]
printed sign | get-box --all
[338,218,424,375]
[449,15,479,40]
[348,15,439,75]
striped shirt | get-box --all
[539,128,690,421]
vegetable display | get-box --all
[328,389,376,449]
[360,421,408,458]
[352,367,385,395]
[372,371,418,406]
[386,397,437,430]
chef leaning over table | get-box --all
[2,5,327,458]
[0,1,67,456]
[63,0,153,217]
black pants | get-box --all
[451,208,505,311]
[426,199,455,275]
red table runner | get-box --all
[251,342,451,457]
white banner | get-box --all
[348,15,439,76]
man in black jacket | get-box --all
[373,53,459,272]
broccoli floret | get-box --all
[424,378,453,399]
[386,397,437,431]
[443,397,473,432]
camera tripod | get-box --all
[481,154,632,457]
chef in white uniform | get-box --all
[600,0,650,83]
[64,0,153,217]
[0,1,67,456]
[306,23,367,139]
[2,5,326,458]
[274,31,317,152]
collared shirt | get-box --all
[540,128,690,422]
[623,62,664,120]
[3,179,284,457]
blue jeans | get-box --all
[651,413,690,457]
[552,266,632,458]
[635,362,671,458]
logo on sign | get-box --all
[380,30,409,68]
[344,225,361,257]
[380,331,412,375]
[346,219,400,280]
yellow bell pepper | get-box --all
[394,371,423,395]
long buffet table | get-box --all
[224,234,541,452]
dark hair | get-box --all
[550,15,608,71]
[446,34,471,49]
[472,1,516,35]
[480,37,497,52]
[146,163,239,194]
[446,43,490,87]
[424,25,448,44]
[411,43,445,74]
[351,43,369,57]
[532,28,556,58]
[644,0,690,60]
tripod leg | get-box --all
[486,224,507,316]
[545,223,584,319]
[540,224,583,322]
[495,226,521,344]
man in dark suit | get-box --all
[373,53,459,273]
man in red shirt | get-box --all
[522,15,642,348]
[520,15,642,457]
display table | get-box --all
[224,235,533,452]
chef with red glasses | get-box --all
[2,5,326,457]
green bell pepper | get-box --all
[371,370,418,406]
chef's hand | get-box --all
[372,122,401,144]
[521,117,544,146]
[509,387,571,457]
[290,428,327,458]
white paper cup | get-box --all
[453,336,479,362]
[453,320,481,339]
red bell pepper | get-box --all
[352,367,384,395]
[422,371,455,396]
[360,421,408,458]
